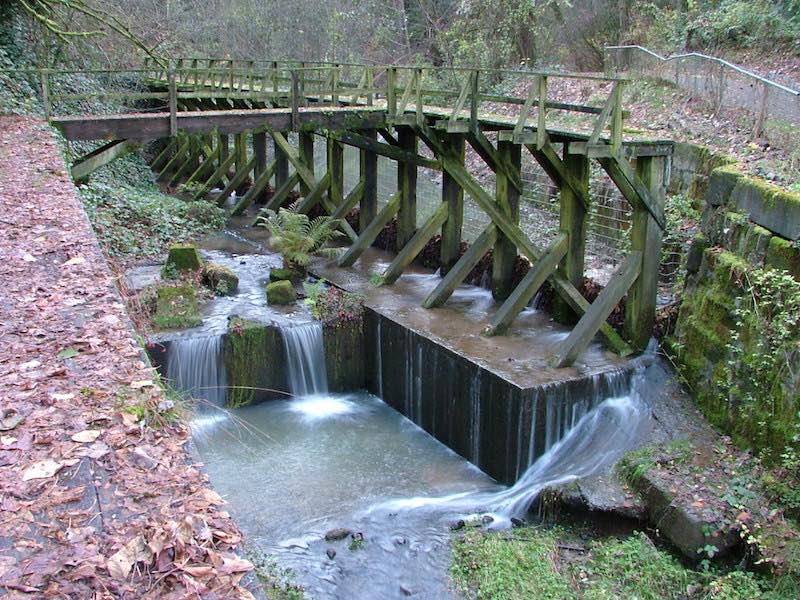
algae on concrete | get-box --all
[202,262,239,296]
[223,316,287,407]
[152,285,202,330]
[166,244,203,272]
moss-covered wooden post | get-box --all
[360,129,378,232]
[327,135,344,210]
[234,132,249,193]
[492,140,522,300]
[554,144,589,324]
[396,125,417,250]
[274,134,289,191]
[299,132,315,197]
[218,133,229,162]
[624,155,666,350]
[253,131,267,204]
[440,133,465,275]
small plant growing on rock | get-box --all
[257,201,343,276]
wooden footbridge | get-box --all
[45,59,672,367]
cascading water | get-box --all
[281,322,328,396]
[372,369,650,524]
[166,335,227,407]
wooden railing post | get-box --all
[623,155,666,350]
[470,70,480,132]
[366,67,374,106]
[168,68,177,137]
[492,140,522,300]
[332,64,340,105]
[440,133,465,275]
[387,67,397,118]
[553,143,589,324]
[359,130,378,232]
[291,70,300,130]
[396,126,418,250]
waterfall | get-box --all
[282,322,328,396]
[372,368,650,523]
[166,335,227,407]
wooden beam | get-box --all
[360,130,378,232]
[71,140,137,183]
[423,225,497,309]
[168,139,203,187]
[263,172,300,212]
[624,156,666,351]
[327,136,344,209]
[554,145,589,324]
[330,130,440,170]
[485,233,568,336]
[465,130,522,193]
[383,203,449,284]
[440,133,465,275]
[414,121,631,354]
[157,136,190,181]
[233,132,249,193]
[204,152,237,202]
[253,131,268,203]
[274,133,289,190]
[184,143,220,187]
[597,153,666,230]
[231,159,278,215]
[331,179,364,220]
[396,125,417,250]
[524,138,589,211]
[552,251,642,368]
[298,132,315,196]
[492,140,522,301]
[338,191,402,267]
[150,138,177,172]
[295,172,331,214]
[216,155,257,206]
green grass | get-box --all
[451,528,573,599]
[452,526,789,600]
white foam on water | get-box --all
[287,394,361,421]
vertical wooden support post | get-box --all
[491,140,522,301]
[624,155,665,351]
[554,143,589,324]
[359,130,378,232]
[327,135,344,210]
[387,67,397,118]
[396,126,417,250]
[218,133,229,161]
[253,131,267,204]
[299,132,315,197]
[274,134,289,191]
[234,132,249,193]
[440,133,465,275]
[40,70,50,120]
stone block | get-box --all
[266,280,297,305]
[732,178,800,241]
[166,244,203,272]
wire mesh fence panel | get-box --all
[605,46,800,130]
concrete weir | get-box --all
[312,248,637,485]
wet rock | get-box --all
[510,517,526,528]
[324,527,352,542]
[400,584,417,596]
[449,519,465,531]
[326,548,336,560]
[393,536,407,545]
[553,475,647,521]
[201,262,239,296]
[266,280,296,305]
[269,267,297,283]
[481,515,494,525]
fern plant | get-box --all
[257,202,343,273]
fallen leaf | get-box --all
[22,459,63,481]
[22,253,36,262]
[57,348,79,359]
[71,430,102,443]
[130,380,154,389]
[107,536,152,580]
[0,409,24,431]
[62,256,86,266]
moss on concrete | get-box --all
[269,268,296,283]
[266,280,296,305]
[152,285,202,330]
[766,236,800,280]
[166,244,203,272]
[223,317,285,407]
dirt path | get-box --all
[0,117,254,598]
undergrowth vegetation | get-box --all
[452,526,791,600]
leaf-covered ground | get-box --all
[0,116,255,598]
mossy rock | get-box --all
[166,244,203,272]
[765,236,800,281]
[269,267,298,283]
[152,285,202,330]
[266,280,296,305]
[202,262,239,296]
